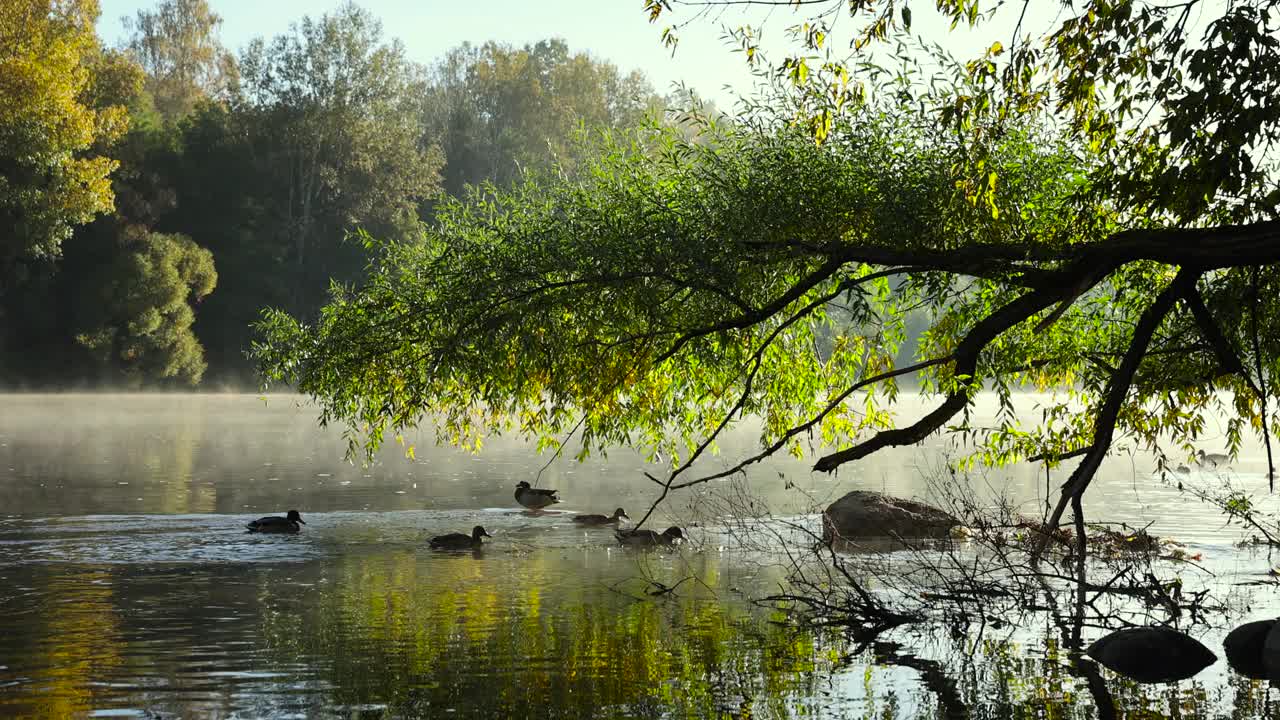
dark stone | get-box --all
[1086,627,1216,683]
[1263,618,1280,681]
[1224,618,1276,679]
[821,490,960,543]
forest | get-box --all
[0,0,667,387]
[8,0,1280,715]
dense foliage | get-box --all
[73,225,217,384]
[254,107,1125,468]
[257,0,1280,540]
[636,0,1280,533]
[0,1,665,386]
[422,39,664,195]
[0,0,135,266]
[122,0,236,119]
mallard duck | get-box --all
[515,480,560,510]
[1196,449,1231,468]
[246,509,305,533]
[573,508,629,526]
[616,526,683,546]
[430,525,492,550]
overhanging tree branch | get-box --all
[1034,267,1202,557]
[812,277,1083,472]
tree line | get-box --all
[0,0,666,387]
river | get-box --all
[0,393,1277,718]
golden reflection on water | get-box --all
[1,395,1279,718]
[1,544,1279,718]
[21,568,124,718]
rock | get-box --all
[1224,618,1276,679]
[1086,627,1216,683]
[1263,618,1280,681]
[821,491,960,543]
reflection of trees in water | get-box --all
[247,549,830,718]
[855,633,1268,720]
[0,567,125,718]
[1,551,1277,718]
[698,470,1280,719]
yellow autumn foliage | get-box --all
[0,0,137,262]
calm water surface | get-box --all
[1,393,1278,718]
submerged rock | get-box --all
[1264,618,1280,680]
[1086,627,1216,683]
[1224,618,1276,679]
[821,491,960,543]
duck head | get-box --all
[286,510,305,524]
[663,526,684,540]
[471,525,493,540]
[612,508,630,521]
[515,481,531,490]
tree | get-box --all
[0,0,138,266]
[121,0,237,120]
[71,224,217,385]
[422,39,665,196]
[235,1,441,315]
[0,0,145,380]
[257,0,1280,549]
[164,2,441,380]
[646,0,1280,225]
[255,107,1113,484]
[635,0,1280,539]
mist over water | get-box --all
[1,394,1278,718]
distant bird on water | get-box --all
[1196,449,1231,468]
[572,508,630,526]
[515,480,560,510]
[246,509,305,533]
[616,526,684,546]
[430,525,493,550]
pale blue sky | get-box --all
[96,1,1094,111]
[96,0,777,107]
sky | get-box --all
[94,1,1123,112]
[96,0,780,108]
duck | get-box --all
[429,525,492,550]
[572,507,630,526]
[1086,626,1216,683]
[246,509,305,533]
[616,526,684,546]
[515,480,560,510]
[1196,449,1231,468]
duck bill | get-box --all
[297,519,306,524]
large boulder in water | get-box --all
[1086,627,1216,683]
[1264,618,1280,680]
[821,491,960,543]
[1224,618,1275,679]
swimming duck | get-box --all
[246,509,305,533]
[430,525,493,550]
[616,526,683,546]
[1196,449,1231,468]
[573,508,630,526]
[515,480,560,510]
